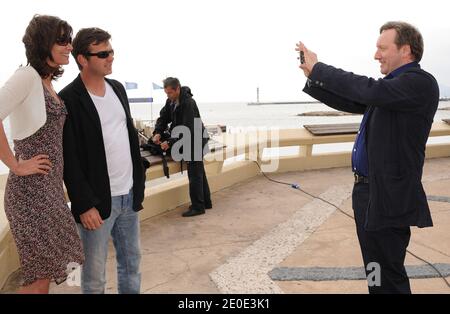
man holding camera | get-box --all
[296,22,439,293]
[153,77,212,217]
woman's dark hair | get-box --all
[72,27,111,70]
[22,14,73,80]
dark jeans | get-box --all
[187,161,211,210]
[352,182,411,294]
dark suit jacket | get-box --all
[303,62,439,231]
[59,75,146,223]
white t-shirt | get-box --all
[88,83,133,197]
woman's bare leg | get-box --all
[18,279,50,294]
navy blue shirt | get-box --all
[351,61,419,176]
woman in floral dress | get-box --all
[0,15,84,294]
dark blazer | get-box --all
[303,62,439,231]
[59,75,146,223]
[153,86,209,161]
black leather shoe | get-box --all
[189,204,212,211]
[182,208,206,217]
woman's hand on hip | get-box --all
[12,154,52,176]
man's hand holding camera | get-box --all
[160,141,170,151]
[152,133,162,145]
[295,41,318,78]
[152,133,169,151]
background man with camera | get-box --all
[153,77,212,217]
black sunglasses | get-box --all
[56,35,72,46]
[84,49,115,59]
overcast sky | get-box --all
[1,0,449,103]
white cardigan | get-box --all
[0,66,46,140]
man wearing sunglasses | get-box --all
[59,28,146,294]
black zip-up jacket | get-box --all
[153,86,209,161]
